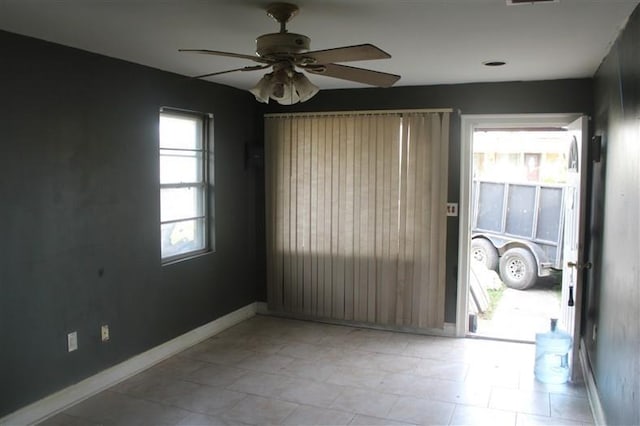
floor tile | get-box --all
[65,391,191,425]
[489,387,550,416]
[157,384,247,415]
[366,352,422,374]
[413,357,469,381]
[349,414,417,425]
[184,362,249,387]
[226,371,293,397]
[277,341,331,361]
[110,371,186,399]
[376,372,434,397]
[154,356,211,378]
[220,395,298,425]
[449,405,516,426]
[326,365,389,389]
[277,378,345,407]
[386,395,455,425]
[320,347,375,369]
[279,357,339,381]
[516,412,586,426]
[549,394,593,423]
[282,404,354,425]
[215,334,289,356]
[421,378,492,407]
[356,336,409,355]
[331,388,399,419]
[184,346,256,365]
[519,371,588,397]
[233,352,296,374]
[403,338,460,360]
[465,363,521,388]
[46,316,593,426]
[174,411,252,425]
[38,413,101,426]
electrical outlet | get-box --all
[101,324,110,342]
[67,331,78,352]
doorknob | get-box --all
[567,261,592,269]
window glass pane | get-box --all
[161,218,206,259]
[160,150,203,184]
[160,114,202,150]
[160,186,204,222]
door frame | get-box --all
[456,113,584,338]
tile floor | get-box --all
[40,315,594,425]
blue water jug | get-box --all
[534,318,572,384]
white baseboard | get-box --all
[579,338,606,426]
[1,303,258,426]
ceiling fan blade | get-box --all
[179,49,269,63]
[305,63,400,87]
[300,43,391,64]
[193,65,270,79]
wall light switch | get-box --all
[67,331,78,352]
[447,203,458,217]
[101,324,110,342]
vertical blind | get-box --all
[265,110,450,330]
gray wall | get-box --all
[588,6,640,425]
[262,79,594,322]
[0,30,261,417]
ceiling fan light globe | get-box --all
[249,74,273,103]
[293,72,319,102]
[272,81,300,105]
[271,82,286,98]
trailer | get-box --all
[471,180,565,290]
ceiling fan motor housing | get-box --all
[256,32,310,58]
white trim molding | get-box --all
[456,113,582,338]
[579,339,606,425]
[1,303,258,426]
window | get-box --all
[159,108,211,262]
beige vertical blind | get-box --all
[265,110,450,330]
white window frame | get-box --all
[159,107,212,263]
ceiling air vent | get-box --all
[507,0,558,4]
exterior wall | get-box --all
[0,30,261,416]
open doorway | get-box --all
[457,115,588,359]
[468,129,569,341]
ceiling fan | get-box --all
[179,2,401,105]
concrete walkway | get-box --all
[476,277,561,342]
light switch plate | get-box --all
[446,203,458,217]
[67,331,78,352]
[101,324,110,342]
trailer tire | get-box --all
[471,238,499,271]
[499,248,537,290]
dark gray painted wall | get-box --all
[261,79,594,322]
[589,6,640,425]
[0,30,261,417]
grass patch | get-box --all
[479,284,506,320]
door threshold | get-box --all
[466,332,535,345]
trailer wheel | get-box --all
[471,238,499,271]
[499,248,537,290]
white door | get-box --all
[560,116,589,381]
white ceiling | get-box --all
[0,0,637,91]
